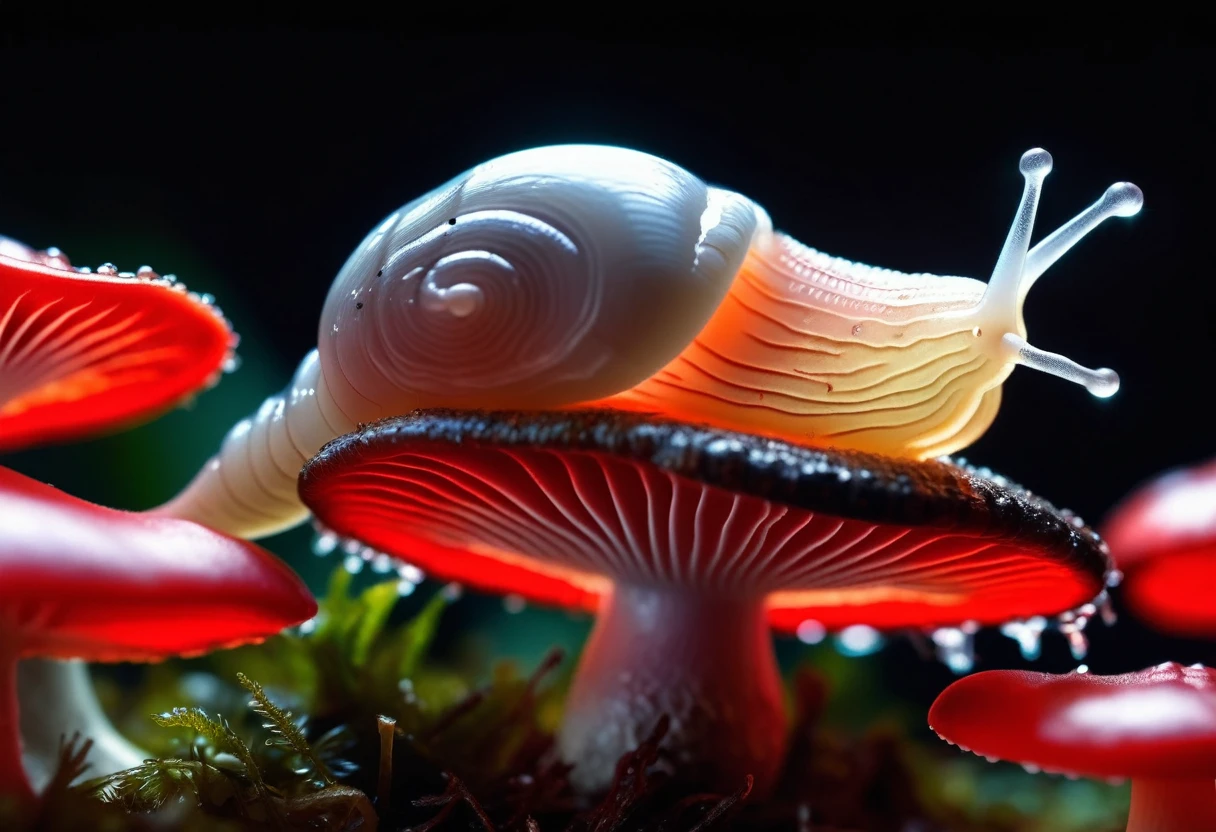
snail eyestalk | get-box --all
[1021,182,1145,299]
[1002,333,1120,398]
[981,149,1141,400]
[983,148,1053,314]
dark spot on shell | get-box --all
[448,218,457,225]
[376,269,383,277]
[356,302,364,310]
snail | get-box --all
[152,144,1143,540]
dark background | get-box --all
[1,31,1212,800]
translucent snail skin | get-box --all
[153,145,1143,540]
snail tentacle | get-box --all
[975,149,1142,402]
[1001,333,1120,399]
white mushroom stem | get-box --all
[556,584,787,797]
[17,659,147,792]
[1126,777,1216,831]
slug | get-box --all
[152,145,1142,539]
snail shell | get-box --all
[154,145,1142,539]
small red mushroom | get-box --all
[0,235,251,792]
[1100,457,1216,637]
[0,465,317,805]
[0,236,236,452]
[298,408,1112,796]
[929,662,1216,832]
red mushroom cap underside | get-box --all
[929,663,1216,780]
[0,465,316,662]
[0,248,233,452]
[299,409,1111,632]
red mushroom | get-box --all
[929,662,1216,832]
[1100,456,1216,638]
[0,236,236,452]
[298,408,1112,796]
[0,235,261,792]
[0,465,317,805]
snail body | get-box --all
[154,145,1142,539]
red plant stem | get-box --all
[1126,777,1216,831]
[0,644,33,806]
[557,584,787,799]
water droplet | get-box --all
[396,580,417,597]
[96,262,118,275]
[397,563,425,584]
[796,619,826,645]
[851,323,863,336]
[835,624,884,656]
[136,265,158,280]
[298,617,318,635]
[371,553,394,574]
[341,538,362,556]
[503,594,526,614]
[343,553,364,574]
[931,626,976,674]
[1022,763,1042,774]
[312,532,338,556]
[1000,616,1047,661]
[222,354,242,373]
[1064,628,1089,660]
[41,247,71,269]
[1076,664,1089,674]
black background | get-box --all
[1,32,1212,706]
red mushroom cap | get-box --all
[299,409,1111,631]
[0,465,316,661]
[929,662,1216,780]
[1101,457,1216,636]
[0,238,235,452]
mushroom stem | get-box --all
[17,659,147,791]
[1126,777,1216,831]
[557,584,787,798]
[0,641,33,805]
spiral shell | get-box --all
[319,144,763,416]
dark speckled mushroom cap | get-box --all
[299,408,1112,631]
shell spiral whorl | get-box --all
[344,209,595,402]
